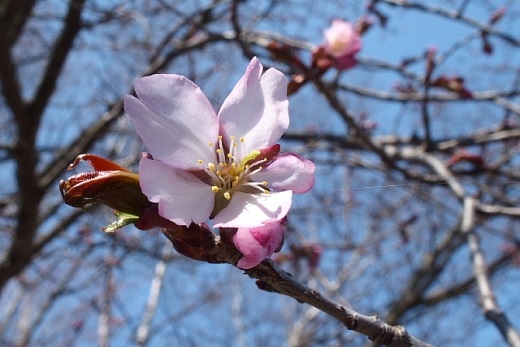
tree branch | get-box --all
[462,197,520,347]
[246,260,434,347]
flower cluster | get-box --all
[124,57,315,268]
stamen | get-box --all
[205,134,271,203]
[248,166,264,176]
[247,158,267,169]
[203,167,220,183]
[216,173,227,186]
[242,181,270,193]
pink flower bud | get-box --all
[232,219,286,269]
[323,19,362,70]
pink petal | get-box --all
[124,74,218,170]
[139,158,214,226]
[324,19,361,58]
[218,57,289,153]
[233,220,285,269]
[213,191,292,228]
[251,153,315,194]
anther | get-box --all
[211,186,219,193]
[224,191,231,200]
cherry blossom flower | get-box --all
[323,19,362,70]
[124,58,315,231]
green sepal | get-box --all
[102,211,140,233]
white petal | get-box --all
[124,74,218,170]
[252,153,315,193]
[139,158,214,226]
[218,57,289,153]
[213,191,292,228]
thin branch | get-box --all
[246,260,434,347]
[421,252,512,307]
[385,218,466,325]
[28,0,85,121]
[98,244,115,347]
[136,242,170,347]
[461,197,520,347]
[379,0,520,47]
[0,0,38,47]
[16,247,91,346]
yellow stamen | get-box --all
[204,134,272,210]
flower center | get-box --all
[198,136,269,202]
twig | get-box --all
[136,241,170,347]
[246,260,434,347]
[461,197,520,347]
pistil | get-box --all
[199,135,270,202]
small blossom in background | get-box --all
[285,18,365,95]
[124,57,315,268]
[322,19,362,70]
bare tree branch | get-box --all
[462,197,520,347]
